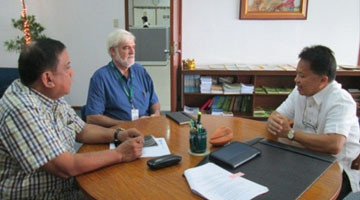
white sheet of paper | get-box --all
[109,138,170,158]
[184,163,269,200]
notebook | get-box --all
[166,112,195,125]
[209,141,261,169]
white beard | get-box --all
[114,50,135,68]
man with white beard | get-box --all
[85,29,160,127]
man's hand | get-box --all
[267,111,284,135]
[116,136,144,162]
[266,111,291,138]
[118,128,144,142]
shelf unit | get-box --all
[180,69,360,120]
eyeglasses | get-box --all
[302,98,318,133]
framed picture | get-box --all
[240,0,308,20]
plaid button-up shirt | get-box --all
[0,79,85,199]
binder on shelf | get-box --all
[209,141,261,169]
[200,98,213,110]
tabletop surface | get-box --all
[76,115,341,200]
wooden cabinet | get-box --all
[180,69,360,119]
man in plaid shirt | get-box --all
[0,38,144,199]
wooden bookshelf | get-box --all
[180,68,360,119]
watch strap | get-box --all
[114,128,121,142]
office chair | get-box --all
[0,68,19,98]
[343,191,360,200]
[80,105,87,121]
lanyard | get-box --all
[111,62,134,106]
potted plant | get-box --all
[4,15,47,52]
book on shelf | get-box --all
[223,83,241,94]
[184,75,200,93]
[200,76,212,93]
[240,83,254,94]
[210,84,223,94]
[255,87,266,94]
[262,86,279,94]
[218,76,235,84]
[222,96,232,111]
[277,88,293,94]
[235,64,251,70]
[348,88,360,93]
[184,163,269,200]
[209,64,225,69]
[194,65,210,69]
[260,64,282,71]
[246,65,263,70]
[253,107,274,118]
[224,64,238,70]
[222,111,234,117]
[183,106,199,114]
[339,65,360,70]
[200,99,213,110]
[278,64,296,71]
[209,96,252,114]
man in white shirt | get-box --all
[267,45,360,199]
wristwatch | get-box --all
[287,129,295,140]
[114,128,121,142]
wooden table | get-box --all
[76,115,341,199]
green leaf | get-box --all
[4,15,47,52]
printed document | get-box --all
[110,137,170,157]
[184,163,268,200]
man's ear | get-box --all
[41,71,55,88]
[110,47,116,57]
[319,75,329,88]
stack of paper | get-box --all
[211,84,223,94]
[184,163,269,200]
[240,83,254,94]
[183,106,199,114]
[200,76,212,93]
[223,83,241,94]
[235,64,251,70]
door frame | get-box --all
[125,0,182,112]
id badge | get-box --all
[131,109,139,121]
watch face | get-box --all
[287,129,295,140]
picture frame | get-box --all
[240,0,308,20]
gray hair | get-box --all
[106,29,135,56]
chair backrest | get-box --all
[0,68,19,98]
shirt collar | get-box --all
[110,61,134,80]
[14,79,61,111]
[311,81,340,105]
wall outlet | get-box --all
[113,19,119,28]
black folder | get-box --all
[209,141,261,169]
[166,112,195,125]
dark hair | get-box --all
[18,38,66,86]
[298,45,337,82]
[142,16,148,22]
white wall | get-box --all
[0,0,125,106]
[182,0,360,66]
[1,0,359,108]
